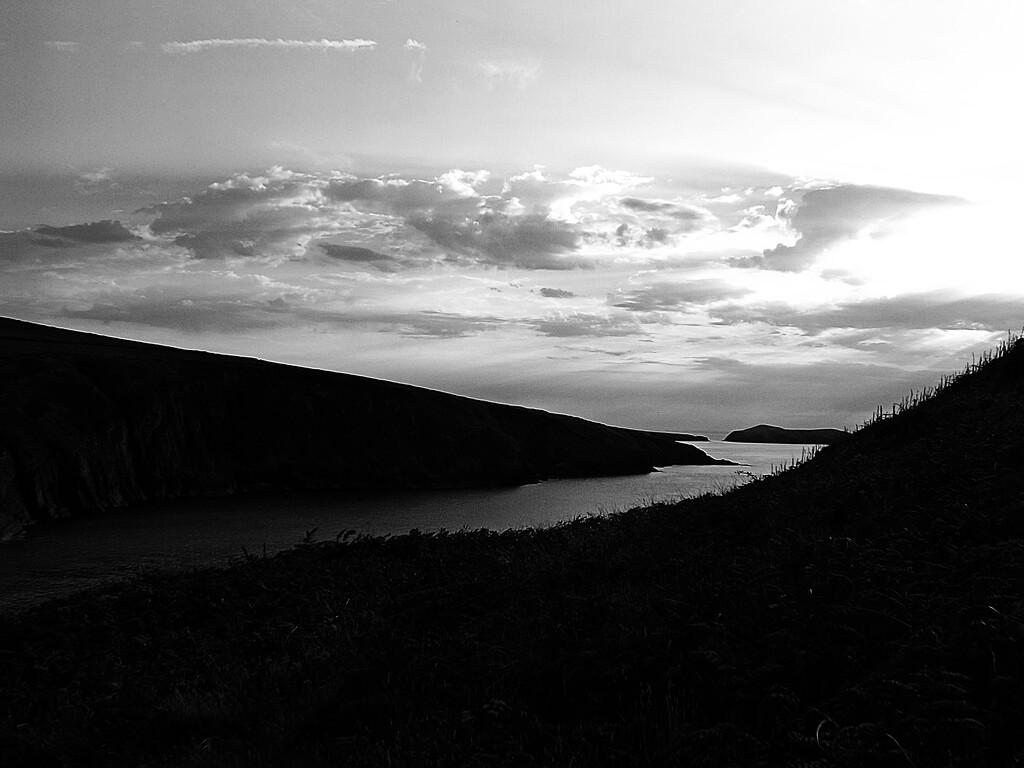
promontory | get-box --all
[0,317,728,532]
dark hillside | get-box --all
[1,335,1023,766]
[0,317,721,532]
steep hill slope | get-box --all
[0,317,721,530]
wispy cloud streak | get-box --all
[403,39,428,83]
[43,41,80,53]
[161,38,377,55]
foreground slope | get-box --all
[1,336,1023,766]
[0,317,720,530]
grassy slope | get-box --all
[2,338,1024,766]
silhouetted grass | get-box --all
[2,334,1024,766]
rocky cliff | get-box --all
[723,424,847,444]
[0,318,727,529]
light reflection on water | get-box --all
[0,441,817,612]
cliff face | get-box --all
[723,424,847,444]
[0,318,726,528]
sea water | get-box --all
[0,441,816,612]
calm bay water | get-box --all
[0,441,817,612]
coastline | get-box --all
[3,338,1022,765]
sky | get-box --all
[1,1,1022,435]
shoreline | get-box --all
[0,448,805,614]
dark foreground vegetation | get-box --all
[2,335,1024,766]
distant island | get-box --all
[0,317,727,532]
[724,424,847,444]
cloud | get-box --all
[569,166,652,190]
[60,289,500,339]
[745,184,963,272]
[385,310,500,339]
[141,167,591,269]
[586,221,689,251]
[737,291,1024,335]
[328,168,612,269]
[621,197,709,225]
[531,312,642,338]
[145,168,339,261]
[643,227,669,246]
[500,169,575,214]
[478,59,541,89]
[74,168,117,192]
[403,39,427,83]
[323,165,723,266]
[319,244,388,262]
[612,280,751,312]
[319,243,398,272]
[410,212,583,270]
[161,38,376,55]
[5,165,1020,441]
[325,174,482,216]
[620,198,672,213]
[62,295,288,334]
[43,41,79,53]
[32,220,138,246]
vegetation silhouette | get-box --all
[2,331,1024,766]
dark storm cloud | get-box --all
[740,184,964,272]
[539,288,576,298]
[613,280,752,312]
[410,213,584,270]
[32,220,138,246]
